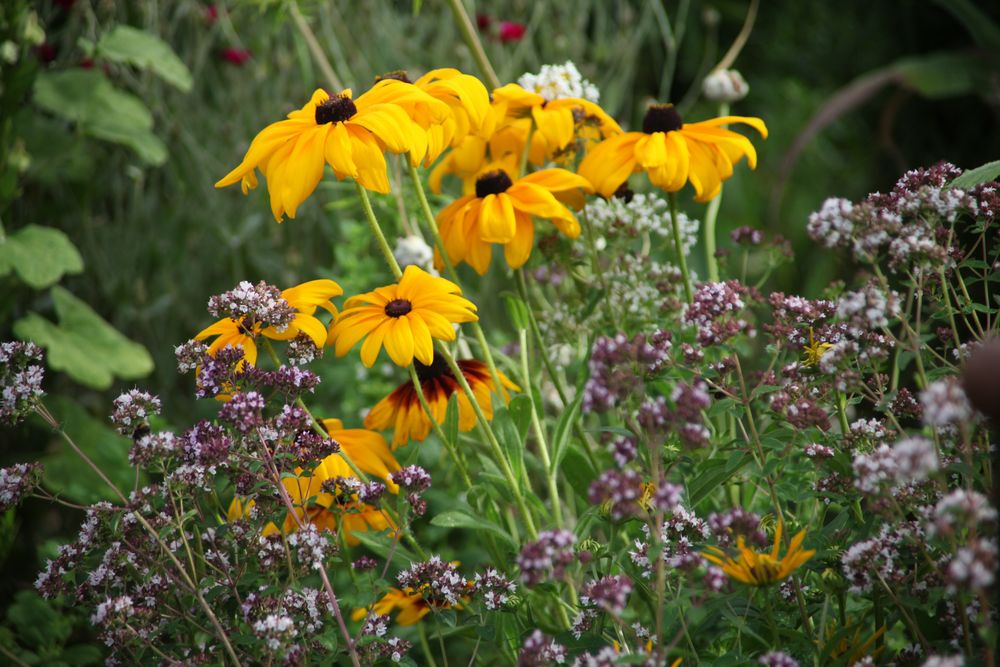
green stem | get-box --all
[288,1,344,91]
[436,341,538,539]
[355,181,403,279]
[444,0,501,89]
[519,328,563,528]
[417,622,440,667]
[669,192,694,303]
[406,161,506,393]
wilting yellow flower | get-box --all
[801,327,833,367]
[435,167,593,273]
[216,85,440,220]
[227,419,400,545]
[491,83,621,166]
[579,103,767,202]
[330,265,478,368]
[195,279,342,367]
[365,355,519,448]
[703,520,814,586]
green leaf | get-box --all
[430,510,515,545]
[507,394,533,442]
[688,452,753,507]
[892,51,994,99]
[95,25,193,92]
[34,69,167,165]
[6,590,71,649]
[950,159,1000,190]
[492,407,525,490]
[551,391,583,469]
[0,225,84,288]
[503,294,530,330]
[14,286,154,389]
[442,393,460,445]
[932,0,1000,49]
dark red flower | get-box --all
[498,21,526,43]
[34,43,57,64]
[476,13,491,31]
[220,48,252,66]
[205,5,220,24]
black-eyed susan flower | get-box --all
[435,167,593,273]
[227,419,400,545]
[215,85,443,221]
[330,265,478,368]
[702,520,814,586]
[491,83,621,166]
[579,103,767,202]
[196,279,342,367]
[351,557,472,625]
[365,355,519,448]
[395,68,495,166]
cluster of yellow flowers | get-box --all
[216,68,767,273]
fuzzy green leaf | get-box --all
[13,286,154,389]
[0,225,83,288]
[95,25,193,92]
[950,159,1000,190]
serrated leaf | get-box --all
[430,509,515,546]
[14,286,153,389]
[949,159,1000,190]
[96,25,193,92]
[34,69,167,165]
[0,225,84,288]
[38,396,140,505]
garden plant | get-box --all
[1,1,999,665]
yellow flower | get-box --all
[491,83,621,166]
[579,103,767,202]
[365,355,519,448]
[801,327,833,367]
[351,588,431,626]
[703,520,814,586]
[435,167,593,274]
[215,85,438,221]
[406,69,495,166]
[227,419,400,546]
[330,265,478,368]
[195,279,342,367]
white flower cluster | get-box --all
[945,538,997,594]
[806,198,855,248]
[837,283,899,333]
[252,613,298,651]
[927,489,998,537]
[393,234,434,270]
[583,192,699,253]
[920,378,973,428]
[852,436,938,494]
[517,61,599,103]
[287,524,331,570]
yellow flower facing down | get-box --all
[579,103,767,202]
[365,355,520,448]
[195,279,343,367]
[330,265,478,368]
[216,85,439,221]
[491,83,621,166]
[435,167,593,274]
[406,68,495,166]
[227,418,400,545]
[703,520,814,586]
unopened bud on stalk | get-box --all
[702,69,750,103]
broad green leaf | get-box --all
[14,286,154,389]
[34,69,167,165]
[0,225,83,288]
[507,394,533,442]
[688,452,753,506]
[38,396,140,505]
[950,159,1000,190]
[442,392,460,445]
[503,295,530,330]
[431,510,515,545]
[95,25,193,92]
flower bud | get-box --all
[702,69,750,103]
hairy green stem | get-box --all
[407,364,474,489]
[669,192,694,302]
[444,0,500,88]
[518,328,563,528]
[355,181,403,280]
[702,103,729,283]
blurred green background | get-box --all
[1,0,998,659]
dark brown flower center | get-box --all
[384,299,413,318]
[475,170,513,198]
[315,94,358,125]
[376,70,412,84]
[414,354,452,383]
[613,182,635,203]
[642,103,683,134]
